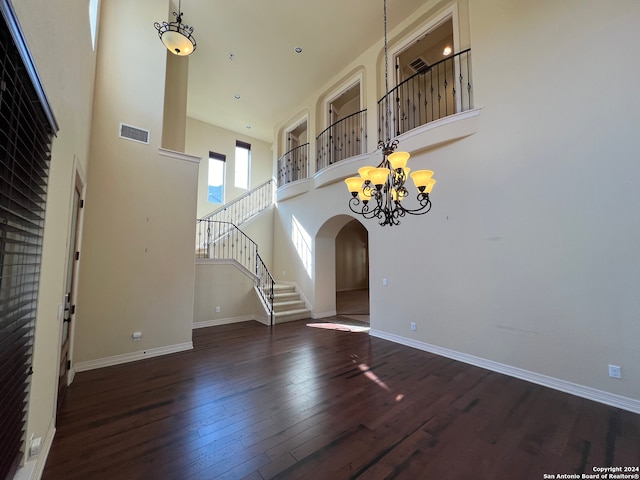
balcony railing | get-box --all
[316,109,367,171]
[378,49,472,141]
[277,143,309,187]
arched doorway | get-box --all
[314,215,369,320]
[335,219,370,323]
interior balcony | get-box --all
[277,49,474,200]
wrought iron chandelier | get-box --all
[154,0,197,56]
[344,0,436,227]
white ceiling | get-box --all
[180,0,429,142]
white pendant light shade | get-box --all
[160,29,195,56]
[154,1,197,56]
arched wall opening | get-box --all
[314,215,369,321]
[335,219,370,323]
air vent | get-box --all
[119,123,150,144]
[409,57,429,73]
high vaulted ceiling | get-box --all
[179,0,429,143]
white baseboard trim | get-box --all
[312,310,336,319]
[14,418,55,480]
[370,329,640,414]
[74,342,193,372]
[193,315,256,329]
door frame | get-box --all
[57,158,87,407]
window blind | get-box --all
[0,4,55,478]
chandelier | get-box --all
[154,0,197,56]
[344,0,436,227]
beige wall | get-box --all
[273,0,640,403]
[162,52,189,152]
[11,0,98,473]
[74,0,198,364]
[194,263,262,325]
[186,117,274,219]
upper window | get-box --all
[89,0,100,50]
[234,141,251,190]
[208,152,225,203]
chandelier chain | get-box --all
[344,0,437,226]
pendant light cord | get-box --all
[383,0,391,143]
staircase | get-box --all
[196,180,278,322]
[196,180,314,325]
[272,284,311,323]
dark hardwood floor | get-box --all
[43,319,640,480]
[336,289,370,323]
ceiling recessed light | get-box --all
[294,46,303,54]
[443,46,452,56]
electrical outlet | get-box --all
[215,306,221,313]
[383,278,388,286]
[132,331,142,341]
[410,322,417,331]
[608,364,622,379]
[29,436,41,457]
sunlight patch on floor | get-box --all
[350,354,404,402]
[306,322,370,333]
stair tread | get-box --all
[274,308,311,315]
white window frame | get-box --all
[208,152,226,204]
[234,141,251,190]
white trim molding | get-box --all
[370,329,640,414]
[158,148,201,164]
[74,342,193,372]
[13,418,55,480]
[312,310,337,319]
[193,315,256,329]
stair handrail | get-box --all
[196,219,274,325]
[201,179,274,223]
[256,252,275,326]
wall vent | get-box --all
[119,123,150,144]
[409,57,429,73]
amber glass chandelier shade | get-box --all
[358,166,374,181]
[369,167,391,186]
[410,170,434,189]
[388,151,410,170]
[425,178,437,193]
[345,177,364,194]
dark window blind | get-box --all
[235,140,251,150]
[209,151,226,162]
[0,8,54,480]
